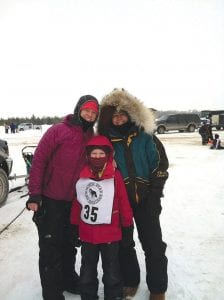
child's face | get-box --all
[90,149,106,158]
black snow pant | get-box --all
[80,242,123,300]
[119,198,168,294]
[200,133,209,145]
[33,197,79,300]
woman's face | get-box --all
[112,112,129,126]
[80,108,98,122]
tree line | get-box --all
[0,114,63,126]
[0,109,201,126]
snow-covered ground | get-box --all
[0,127,224,300]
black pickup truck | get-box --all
[0,138,13,206]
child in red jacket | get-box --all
[70,135,133,300]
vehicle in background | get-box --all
[0,138,13,206]
[201,110,224,130]
[200,117,210,125]
[155,113,201,134]
[18,123,41,131]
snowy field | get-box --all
[0,127,224,300]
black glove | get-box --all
[26,195,42,211]
[70,224,82,247]
[139,187,162,207]
[121,225,134,248]
[27,195,45,226]
[148,188,163,200]
[147,189,162,215]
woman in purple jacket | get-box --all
[26,95,99,300]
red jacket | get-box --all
[28,115,93,201]
[70,135,133,244]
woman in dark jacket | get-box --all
[26,95,99,300]
[97,88,169,300]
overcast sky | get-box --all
[0,0,224,118]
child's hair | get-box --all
[214,134,219,139]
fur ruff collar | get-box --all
[99,88,155,134]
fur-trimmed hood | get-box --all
[97,88,155,135]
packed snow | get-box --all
[0,127,224,300]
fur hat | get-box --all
[97,88,155,135]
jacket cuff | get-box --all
[26,195,42,210]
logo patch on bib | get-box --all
[85,182,103,205]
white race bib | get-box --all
[76,178,115,224]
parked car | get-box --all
[18,123,41,131]
[201,110,224,130]
[0,138,13,206]
[155,113,201,134]
[18,122,34,131]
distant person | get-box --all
[199,121,213,145]
[207,119,213,141]
[210,134,224,150]
[26,95,99,300]
[4,123,9,134]
[15,123,18,133]
[97,88,169,300]
[10,122,16,134]
[70,135,134,300]
[205,114,214,140]
[208,113,212,126]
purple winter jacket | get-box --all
[28,115,93,201]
